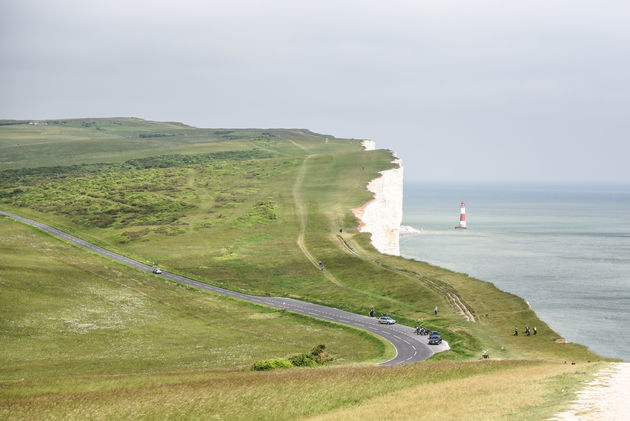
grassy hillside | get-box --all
[2,360,600,420]
[0,118,610,418]
[0,119,603,362]
[0,118,345,170]
[0,219,387,381]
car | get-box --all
[152,268,163,274]
[377,316,396,325]
[428,333,442,345]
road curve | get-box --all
[0,210,450,365]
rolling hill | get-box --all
[0,118,608,419]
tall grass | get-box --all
[1,361,601,420]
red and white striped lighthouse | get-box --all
[457,201,467,229]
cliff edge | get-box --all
[352,140,403,256]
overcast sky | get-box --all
[2,0,629,183]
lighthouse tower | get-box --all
[456,201,467,229]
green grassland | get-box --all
[2,359,600,420]
[0,220,387,382]
[0,117,351,171]
[0,118,611,418]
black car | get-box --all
[428,332,442,345]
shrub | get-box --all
[252,358,293,371]
[310,344,333,364]
[252,345,334,371]
[288,353,318,367]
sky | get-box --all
[1,0,629,183]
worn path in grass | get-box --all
[0,210,449,365]
[293,155,342,287]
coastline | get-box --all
[352,146,630,417]
[352,140,403,256]
[398,181,629,361]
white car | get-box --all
[152,268,163,274]
[377,316,396,325]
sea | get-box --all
[400,183,630,360]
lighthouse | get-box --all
[456,201,467,229]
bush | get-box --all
[310,344,333,364]
[252,345,334,371]
[288,353,318,367]
[252,358,293,371]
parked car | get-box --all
[428,332,442,345]
[152,268,163,274]
[377,316,396,325]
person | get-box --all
[526,326,530,336]
[434,306,438,315]
[282,302,286,311]
[369,307,375,317]
[533,326,537,335]
[415,326,420,334]
[514,327,518,336]
[318,261,324,270]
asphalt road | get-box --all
[1,210,450,365]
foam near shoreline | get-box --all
[399,225,423,235]
[352,140,403,256]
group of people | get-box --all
[514,326,537,336]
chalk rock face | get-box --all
[353,142,403,256]
[361,140,376,151]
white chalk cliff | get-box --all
[353,140,403,256]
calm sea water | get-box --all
[400,183,630,360]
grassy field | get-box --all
[0,219,388,382]
[0,118,608,363]
[0,118,611,418]
[1,360,601,420]
[0,118,344,170]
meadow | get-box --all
[0,220,386,382]
[0,118,612,418]
[2,359,599,420]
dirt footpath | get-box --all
[552,363,630,420]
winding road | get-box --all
[1,210,449,365]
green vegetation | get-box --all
[252,358,294,371]
[0,117,611,419]
[0,220,385,382]
[0,118,607,363]
[0,117,340,170]
[0,149,274,185]
[1,360,601,420]
[254,344,334,370]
